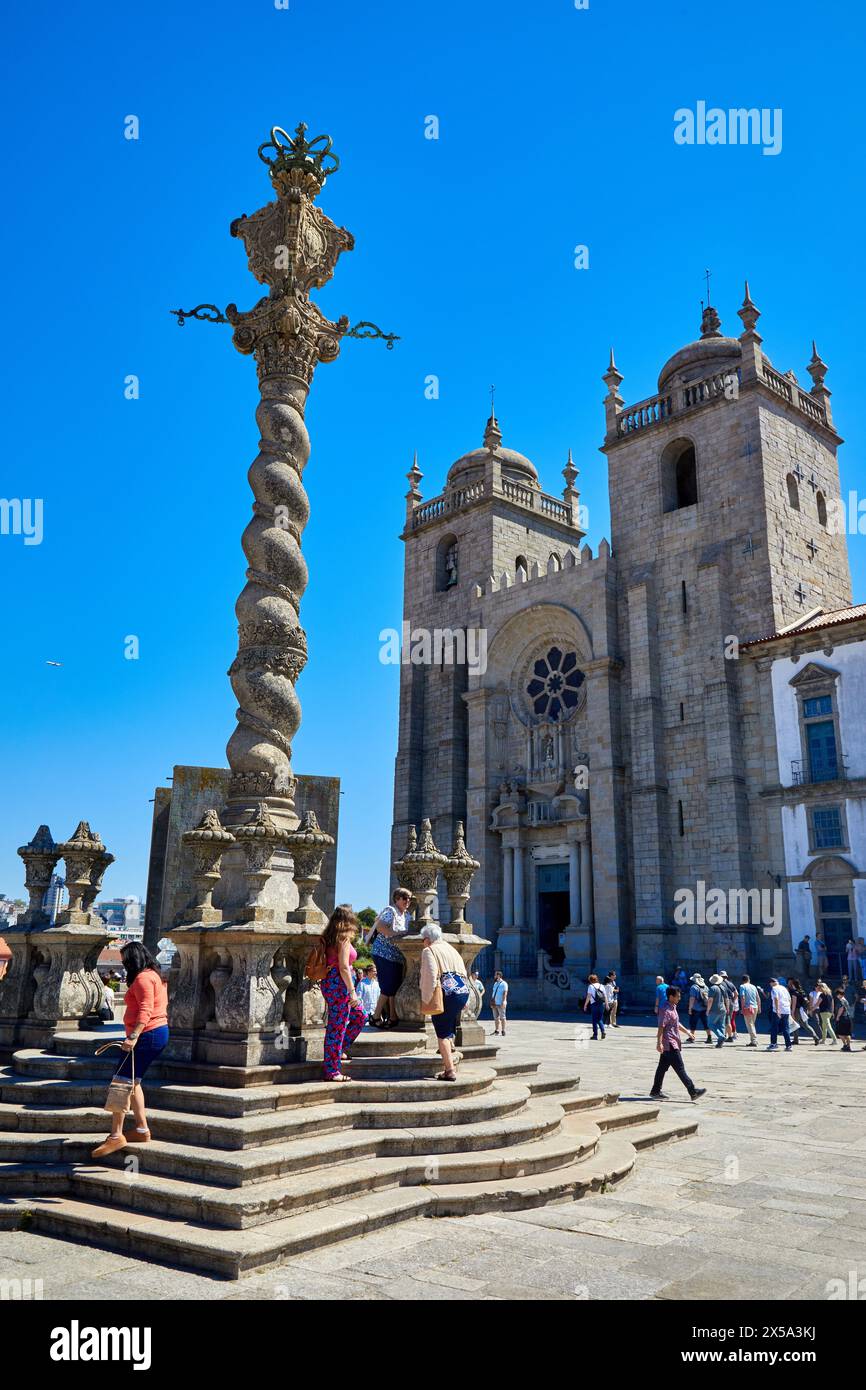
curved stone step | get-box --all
[0,1131,643,1278]
[614,1115,700,1150]
[426,1130,638,1216]
[0,1098,570,1185]
[9,1049,470,1089]
[95,1124,596,1226]
[0,1066,500,1115]
[0,1189,433,1279]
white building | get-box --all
[743,604,866,977]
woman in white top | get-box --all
[420,924,470,1080]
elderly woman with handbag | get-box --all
[419,923,470,1080]
[91,942,169,1158]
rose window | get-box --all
[526,647,584,720]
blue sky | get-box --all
[2,0,864,910]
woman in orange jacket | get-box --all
[92,943,169,1158]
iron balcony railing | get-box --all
[791,754,849,786]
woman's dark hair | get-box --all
[321,906,358,953]
[120,941,161,987]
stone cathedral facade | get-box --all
[391,290,858,1003]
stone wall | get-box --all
[145,765,340,938]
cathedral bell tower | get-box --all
[603,288,851,980]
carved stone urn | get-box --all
[0,821,114,1048]
[17,824,60,925]
[393,820,447,930]
[442,820,480,934]
[181,810,236,925]
[233,805,290,924]
[284,809,334,926]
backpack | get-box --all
[304,938,329,982]
[692,985,708,1010]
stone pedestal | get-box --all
[393,931,488,1046]
[0,922,111,1052]
[167,922,327,1068]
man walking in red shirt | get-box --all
[650,986,707,1101]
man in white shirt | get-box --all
[490,972,508,1036]
[767,977,793,1052]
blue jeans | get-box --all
[113,1025,169,1082]
[708,1013,726,1042]
[590,1002,606,1038]
[769,1012,791,1048]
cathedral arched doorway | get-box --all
[537,862,569,964]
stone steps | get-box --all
[0,1077,538,1149]
[0,1097,578,1183]
[0,1065,502,1112]
[10,1048,459,1086]
[0,1129,653,1279]
[0,1125,602,1230]
[0,1027,698,1279]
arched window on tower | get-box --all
[661,439,698,513]
[549,552,562,571]
[436,533,459,591]
[816,491,828,528]
[516,554,529,580]
[786,473,801,511]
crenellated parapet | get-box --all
[473,538,613,600]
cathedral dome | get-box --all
[657,304,741,391]
[446,412,539,490]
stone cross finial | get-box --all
[483,412,502,453]
[700,304,722,339]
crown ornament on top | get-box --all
[257,123,340,197]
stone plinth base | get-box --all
[167,921,326,1071]
[0,922,110,1055]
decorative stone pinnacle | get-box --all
[257,122,340,198]
[563,448,579,490]
[56,822,112,924]
[738,280,761,337]
[483,412,502,454]
[807,340,828,389]
[392,819,447,931]
[700,303,723,339]
[602,348,623,396]
[406,451,423,495]
[236,803,284,842]
[443,821,480,933]
[284,809,335,925]
[184,808,236,846]
[17,825,61,925]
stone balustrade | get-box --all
[615,361,828,438]
[410,476,576,531]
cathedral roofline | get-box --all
[602,288,842,450]
[741,603,866,652]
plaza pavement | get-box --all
[1,1010,865,1301]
